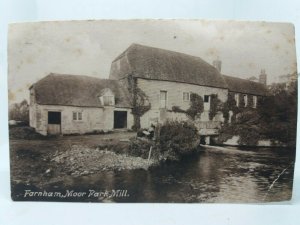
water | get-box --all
[62,146,295,203]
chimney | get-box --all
[259,69,267,85]
[213,59,222,73]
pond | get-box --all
[62,146,295,203]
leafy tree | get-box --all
[9,100,29,123]
[218,81,297,146]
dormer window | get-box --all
[99,88,115,106]
[103,96,114,106]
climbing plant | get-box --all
[186,93,204,120]
[209,94,223,121]
[127,76,151,130]
[222,93,240,124]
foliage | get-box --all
[218,82,297,146]
[186,93,204,120]
[257,83,297,146]
[221,93,241,123]
[171,106,186,113]
[128,138,154,159]
[209,94,223,120]
[156,120,199,160]
[9,100,29,123]
[128,77,151,131]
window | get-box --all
[103,96,114,106]
[160,91,167,108]
[204,95,210,103]
[244,94,248,107]
[183,92,190,101]
[234,93,239,107]
[73,112,82,121]
[253,96,257,108]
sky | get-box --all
[8,20,297,104]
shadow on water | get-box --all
[12,146,295,203]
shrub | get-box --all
[171,106,186,113]
[157,120,199,159]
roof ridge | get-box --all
[222,74,265,86]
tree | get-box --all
[218,81,297,146]
[9,99,29,123]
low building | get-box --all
[223,75,268,109]
[29,74,133,135]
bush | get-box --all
[157,120,199,159]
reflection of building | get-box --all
[30,43,268,136]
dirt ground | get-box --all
[10,129,139,189]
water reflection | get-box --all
[65,146,295,203]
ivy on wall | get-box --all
[186,93,204,120]
[127,75,151,130]
[209,94,223,121]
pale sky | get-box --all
[8,20,297,104]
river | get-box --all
[62,146,295,203]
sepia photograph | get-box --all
[8,20,297,203]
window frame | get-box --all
[234,93,239,107]
[204,95,210,103]
[103,95,114,106]
[183,92,190,102]
[253,96,257,108]
[244,94,248,107]
[73,111,83,121]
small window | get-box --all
[78,112,82,120]
[204,95,210,103]
[234,93,239,107]
[244,94,248,107]
[253,96,257,108]
[73,112,77,120]
[183,92,190,101]
[73,112,83,121]
[103,96,114,106]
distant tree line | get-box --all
[9,100,29,123]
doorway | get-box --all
[114,111,127,129]
[47,111,61,135]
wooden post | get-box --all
[148,146,153,162]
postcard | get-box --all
[8,20,297,202]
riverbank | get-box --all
[9,129,144,188]
[52,145,155,177]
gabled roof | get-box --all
[110,43,228,89]
[31,73,131,108]
[223,75,268,96]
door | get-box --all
[114,111,127,129]
[47,111,61,135]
